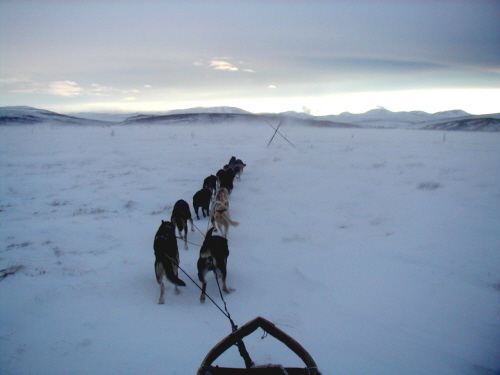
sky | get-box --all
[1,0,499,116]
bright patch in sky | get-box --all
[0,1,498,115]
[210,60,239,72]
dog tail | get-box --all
[164,261,186,287]
[222,211,239,227]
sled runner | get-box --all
[197,316,321,375]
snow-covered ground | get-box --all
[1,122,499,375]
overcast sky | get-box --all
[1,0,499,115]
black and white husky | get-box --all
[197,228,234,302]
[154,220,186,304]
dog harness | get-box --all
[155,234,171,241]
[214,208,227,220]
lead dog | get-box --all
[210,200,239,238]
[233,159,246,180]
[197,228,233,302]
[171,199,195,250]
[229,156,246,180]
[154,220,186,304]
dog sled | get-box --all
[197,316,321,375]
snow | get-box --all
[1,122,499,375]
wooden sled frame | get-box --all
[197,316,321,374]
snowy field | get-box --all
[0,122,499,375]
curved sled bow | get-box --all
[197,316,321,374]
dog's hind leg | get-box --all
[217,266,234,294]
[215,219,224,237]
[181,219,188,250]
[155,261,166,304]
[183,230,188,250]
[200,281,207,302]
[211,213,217,233]
[198,271,208,303]
[222,223,228,238]
[158,279,165,304]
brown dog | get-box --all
[215,187,229,207]
[210,201,239,238]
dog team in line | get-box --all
[153,157,247,304]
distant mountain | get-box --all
[274,111,316,120]
[1,105,499,131]
[421,117,500,131]
[121,112,256,125]
[319,107,472,128]
[68,112,138,123]
[121,112,358,128]
[70,107,252,123]
[164,106,252,115]
[0,106,113,126]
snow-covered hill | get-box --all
[68,112,140,123]
[120,112,358,128]
[0,106,113,126]
[1,122,499,374]
[165,106,252,115]
[70,107,252,123]
[2,106,500,131]
[319,107,473,128]
[417,116,500,131]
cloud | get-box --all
[0,76,32,86]
[88,83,120,97]
[47,81,83,97]
[195,58,255,73]
[0,77,149,99]
[210,60,239,71]
[268,85,277,89]
[0,78,83,96]
[0,76,42,93]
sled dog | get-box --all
[171,199,195,250]
[210,201,239,238]
[203,175,217,197]
[217,166,235,194]
[154,220,186,304]
[197,228,233,302]
[193,188,212,220]
[229,157,246,179]
[215,187,230,207]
